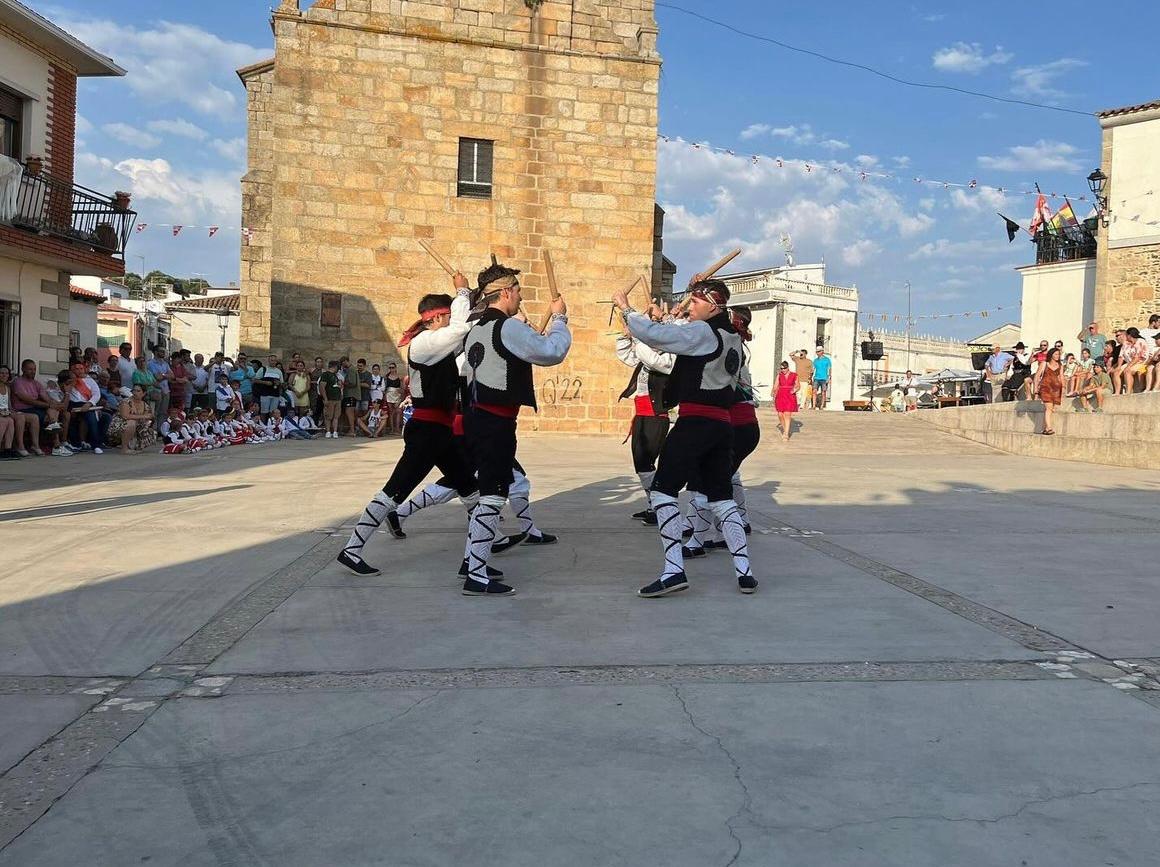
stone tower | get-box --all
[237,0,661,433]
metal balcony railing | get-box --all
[6,170,137,260]
[1034,228,1096,265]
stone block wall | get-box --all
[240,0,661,433]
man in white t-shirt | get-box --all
[115,342,136,390]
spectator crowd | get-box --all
[0,345,410,460]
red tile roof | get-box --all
[1097,99,1160,119]
[165,294,239,312]
[69,285,106,303]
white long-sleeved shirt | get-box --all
[408,288,473,366]
[499,315,571,366]
[615,334,675,375]
[626,313,718,357]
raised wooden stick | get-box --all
[543,250,560,300]
[417,239,455,276]
[689,248,741,286]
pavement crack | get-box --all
[105,690,443,771]
[671,686,750,867]
[777,780,1160,835]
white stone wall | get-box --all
[169,312,239,359]
[1018,259,1096,356]
[1,254,59,369]
[1107,114,1160,248]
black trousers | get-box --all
[630,415,670,473]
[463,407,518,498]
[651,416,734,502]
[731,422,760,474]
[382,419,477,503]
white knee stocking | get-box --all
[396,483,456,520]
[711,499,752,580]
[465,495,505,583]
[344,491,397,560]
[650,491,685,579]
[731,471,748,524]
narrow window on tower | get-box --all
[457,138,494,199]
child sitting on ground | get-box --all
[357,398,388,437]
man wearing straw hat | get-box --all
[337,271,479,577]
[613,278,757,598]
[459,259,570,596]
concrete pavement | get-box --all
[1,412,1158,865]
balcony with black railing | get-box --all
[1033,223,1097,266]
[4,168,137,261]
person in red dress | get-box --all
[773,360,799,442]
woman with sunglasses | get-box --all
[613,278,756,598]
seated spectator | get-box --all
[1140,313,1160,342]
[105,354,123,391]
[1078,361,1113,412]
[45,372,72,455]
[1116,327,1150,394]
[889,384,905,412]
[1108,330,1127,392]
[1147,333,1160,392]
[280,409,316,439]
[66,361,110,454]
[10,358,67,456]
[106,385,157,454]
[0,365,15,459]
[1062,353,1080,397]
[357,399,389,437]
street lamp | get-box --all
[1087,169,1109,227]
[216,309,231,356]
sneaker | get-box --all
[337,551,381,576]
[632,508,654,521]
[63,442,80,453]
[462,577,516,596]
[638,573,690,598]
[738,575,759,594]
[681,544,706,558]
[93,447,104,455]
[52,447,73,457]
[385,512,406,539]
[458,558,504,578]
[523,532,557,545]
[639,509,658,526]
[490,532,527,554]
[15,449,29,457]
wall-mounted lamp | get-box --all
[1087,169,1109,227]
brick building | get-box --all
[1094,98,1160,329]
[237,0,662,433]
[0,0,135,374]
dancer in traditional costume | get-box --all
[612,279,757,597]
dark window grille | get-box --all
[0,299,20,371]
[0,86,21,160]
[457,138,494,199]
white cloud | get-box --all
[908,238,1003,260]
[1011,58,1087,100]
[841,239,881,266]
[977,139,1084,172]
[739,124,771,141]
[75,153,240,224]
[103,122,160,149]
[47,15,268,118]
[819,139,850,151]
[211,137,246,164]
[147,118,210,141]
[932,42,1013,74]
[655,139,935,288]
[75,114,94,135]
[892,155,911,168]
[855,154,879,168]
[949,186,1011,213]
[770,124,816,145]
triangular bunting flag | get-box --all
[136,223,147,233]
[208,226,219,238]
[172,226,183,236]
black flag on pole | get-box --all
[998,213,1022,243]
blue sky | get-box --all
[44,0,1159,338]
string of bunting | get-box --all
[658,134,1097,203]
[134,223,254,241]
[860,302,1020,323]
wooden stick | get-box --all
[543,250,560,300]
[417,239,455,276]
[689,248,741,286]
